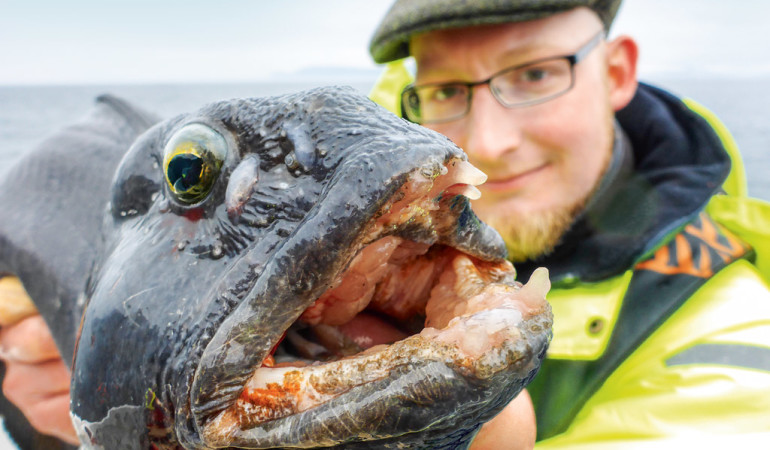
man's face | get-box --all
[411,8,615,261]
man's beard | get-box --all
[483,137,614,263]
[484,199,586,263]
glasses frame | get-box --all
[401,31,606,124]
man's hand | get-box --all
[0,314,78,445]
[471,389,536,450]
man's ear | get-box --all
[606,35,639,111]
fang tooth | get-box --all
[440,184,483,200]
[460,185,482,200]
[286,330,332,360]
[516,267,551,313]
[249,366,294,389]
[454,160,488,186]
[310,324,362,356]
[527,267,551,297]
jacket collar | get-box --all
[515,83,732,285]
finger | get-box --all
[470,390,536,450]
[25,394,79,445]
[0,315,61,363]
[0,277,38,326]
[3,359,71,406]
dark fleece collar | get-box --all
[514,83,732,285]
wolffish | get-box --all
[0,87,552,449]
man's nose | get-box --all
[461,85,522,162]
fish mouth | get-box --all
[200,158,552,448]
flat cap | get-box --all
[370,0,622,63]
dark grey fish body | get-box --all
[0,95,159,362]
[0,87,551,449]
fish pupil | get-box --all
[168,154,203,192]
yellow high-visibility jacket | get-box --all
[370,61,770,448]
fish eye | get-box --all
[162,123,228,204]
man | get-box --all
[3,1,770,448]
[368,0,770,448]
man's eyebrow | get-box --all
[497,40,577,65]
[414,31,593,82]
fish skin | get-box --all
[0,87,550,449]
[0,95,159,365]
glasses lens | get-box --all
[402,87,423,123]
[402,84,468,124]
[491,58,573,106]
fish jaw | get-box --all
[203,267,551,449]
[191,158,552,449]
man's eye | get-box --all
[433,86,462,101]
[521,68,549,83]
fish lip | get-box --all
[189,155,549,447]
[201,276,552,448]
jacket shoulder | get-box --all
[538,259,770,447]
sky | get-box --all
[1,0,768,85]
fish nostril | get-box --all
[285,124,316,170]
[284,152,300,170]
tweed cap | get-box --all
[370,0,622,63]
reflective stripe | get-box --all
[666,343,770,372]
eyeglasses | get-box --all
[401,31,605,124]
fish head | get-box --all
[71,86,552,449]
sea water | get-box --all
[0,78,768,200]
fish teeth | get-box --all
[452,160,487,186]
[523,267,550,299]
[426,159,488,200]
[514,267,551,314]
[455,185,482,200]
